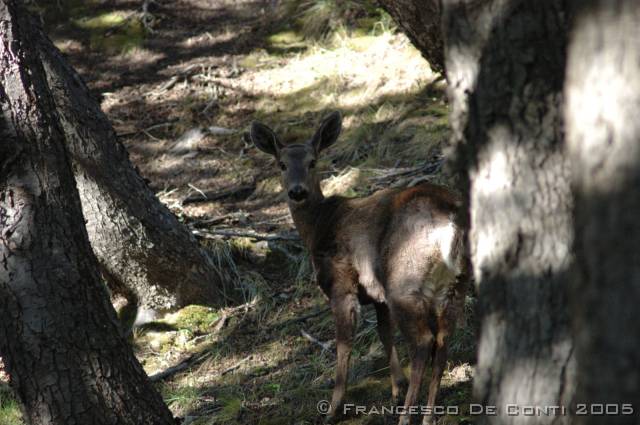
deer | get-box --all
[250,111,468,425]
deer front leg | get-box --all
[327,292,358,421]
[374,302,407,404]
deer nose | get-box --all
[288,186,308,201]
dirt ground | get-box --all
[0,1,476,424]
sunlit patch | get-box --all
[73,11,131,30]
[428,221,457,270]
[471,131,515,278]
[565,12,640,192]
[246,32,436,113]
[475,129,511,197]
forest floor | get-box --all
[1,1,476,424]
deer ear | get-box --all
[310,111,342,153]
[250,121,282,156]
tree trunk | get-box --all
[565,1,640,422]
[377,0,444,74]
[31,6,225,319]
[0,1,175,423]
[442,1,575,423]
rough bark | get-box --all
[0,1,175,423]
[442,1,575,423]
[30,7,224,318]
[377,0,444,74]
[565,1,640,423]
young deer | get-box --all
[251,112,468,425]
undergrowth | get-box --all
[0,1,477,425]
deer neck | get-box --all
[288,182,334,249]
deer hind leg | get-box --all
[374,302,407,404]
[390,295,433,425]
[423,301,460,425]
[422,324,450,425]
[327,292,358,420]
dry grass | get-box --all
[1,1,476,424]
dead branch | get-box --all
[192,228,300,242]
[221,355,253,376]
[149,351,209,382]
[189,212,248,228]
[116,120,176,138]
[182,184,255,205]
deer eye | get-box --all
[279,161,287,171]
[309,160,316,169]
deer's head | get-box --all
[250,111,342,205]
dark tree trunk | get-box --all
[442,1,575,423]
[565,1,640,422]
[0,1,175,424]
[377,0,444,74]
[30,6,224,319]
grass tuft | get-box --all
[0,385,22,425]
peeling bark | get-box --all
[442,1,575,423]
[0,1,175,423]
[565,1,640,423]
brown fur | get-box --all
[251,113,468,424]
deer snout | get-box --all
[288,185,308,201]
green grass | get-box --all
[0,385,22,425]
[27,1,475,423]
[165,306,220,334]
[163,385,203,416]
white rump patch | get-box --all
[428,221,457,270]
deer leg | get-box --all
[392,297,433,425]
[422,310,454,425]
[374,302,407,404]
[422,332,448,425]
[327,293,358,420]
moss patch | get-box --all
[164,306,220,334]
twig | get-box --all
[187,183,207,200]
[182,184,254,205]
[224,297,259,316]
[156,75,179,92]
[189,212,247,228]
[277,307,330,328]
[117,121,176,138]
[221,355,253,376]
[301,329,334,353]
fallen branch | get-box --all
[192,228,300,242]
[221,355,253,376]
[149,351,209,382]
[116,120,176,138]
